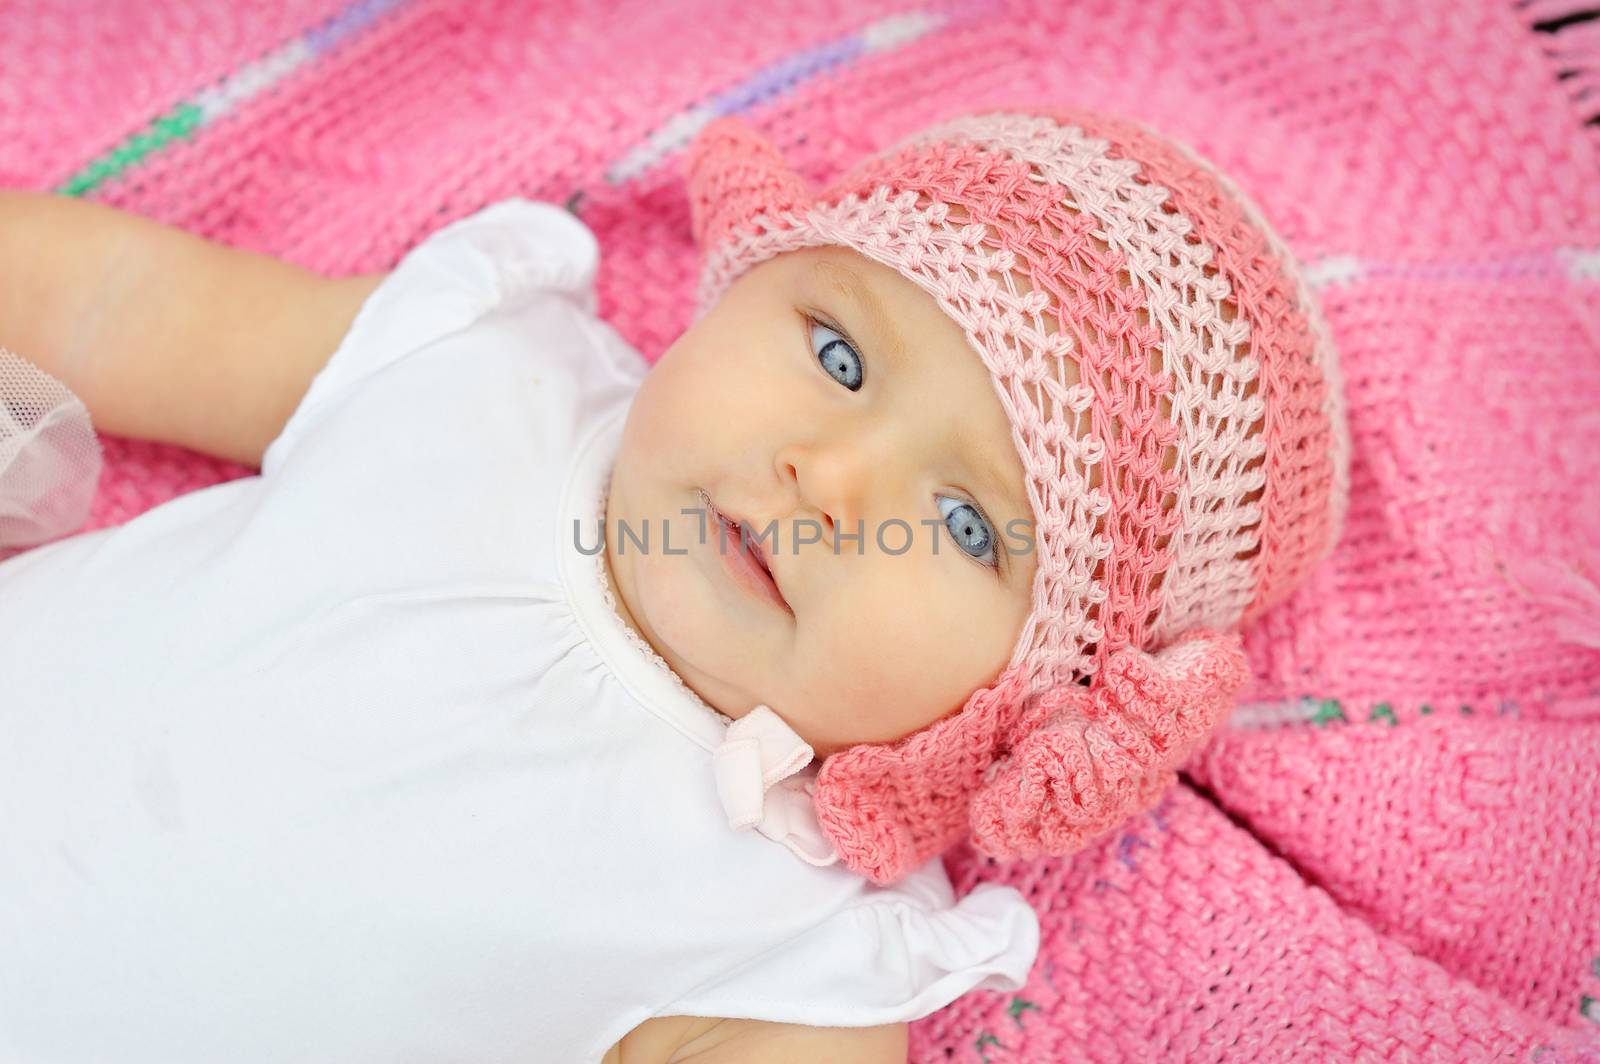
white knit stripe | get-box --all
[1304,272,1352,548]
[905,113,1264,642]
[1225,697,1327,730]
[698,188,1112,688]
[1158,131,1353,558]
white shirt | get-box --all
[0,199,1040,1063]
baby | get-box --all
[0,107,1348,1063]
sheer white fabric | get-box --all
[0,347,102,562]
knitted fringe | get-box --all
[1518,0,1600,154]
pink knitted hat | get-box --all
[682,106,1351,886]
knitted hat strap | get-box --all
[968,628,1252,862]
[811,665,1034,884]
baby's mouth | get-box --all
[700,489,791,611]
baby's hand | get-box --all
[0,189,384,468]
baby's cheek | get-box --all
[801,597,957,744]
[633,555,707,651]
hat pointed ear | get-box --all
[683,116,815,251]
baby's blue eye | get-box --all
[937,496,997,569]
[810,320,863,391]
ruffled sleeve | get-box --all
[658,866,1040,1028]
[260,198,599,478]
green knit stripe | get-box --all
[58,104,204,197]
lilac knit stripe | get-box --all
[604,4,1001,186]
[904,112,1267,643]
[1045,106,1340,623]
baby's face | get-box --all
[601,245,1036,759]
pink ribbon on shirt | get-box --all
[712,704,839,868]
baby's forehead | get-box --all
[761,243,1036,324]
[760,244,941,317]
[744,242,879,285]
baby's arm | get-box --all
[0,190,384,468]
[606,1014,908,1062]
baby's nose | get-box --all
[774,439,882,543]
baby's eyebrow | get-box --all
[813,259,907,366]
[953,412,1029,526]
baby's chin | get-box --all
[625,544,780,717]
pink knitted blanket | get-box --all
[4,0,1598,1058]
